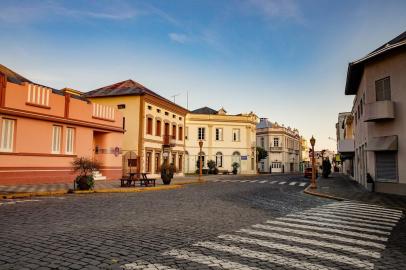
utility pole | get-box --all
[171,93,180,103]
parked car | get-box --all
[304,167,318,178]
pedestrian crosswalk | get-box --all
[121,201,404,270]
[210,179,309,187]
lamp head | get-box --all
[310,136,316,147]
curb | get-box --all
[303,185,345,201]
[304,185,406,212]
[1,184,185,200]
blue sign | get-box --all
[241,156,248,160]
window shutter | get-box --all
[376,152,397,182]
[383,77,391,100]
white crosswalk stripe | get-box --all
[211,179,309,187]
[270,180,278,184]
[121,201,402,270]
[218,234,375,269]
[195,241,337,270]
[259,180,267,183]
[299,182,307,186]
[163,249,262,269]
[265,220,388,241]
[245,225,385,250]
[0,199,41,206]
[289,181,297,185]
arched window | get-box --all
[216,152,223,168]
[232,151,241,156]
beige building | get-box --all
[256,118,301,173]
[184,107,258,174]
[344,31,406,195]
[336,112,355,177]
[300,137,310,171]
[87,80,189,177]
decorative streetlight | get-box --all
[310,136,317,189]
[198,140,204,181]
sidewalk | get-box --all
[307,172,406,210]
[0,177,205,199]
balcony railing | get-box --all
[364,100,395,122]
[270,146,282,152]
[163,135,176,147]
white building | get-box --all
[184,107,258,174]
[256,118,301,173]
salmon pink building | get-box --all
[0,65,124,185]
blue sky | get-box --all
[1,0,406,150]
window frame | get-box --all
[375,77,391,101]
[215,128,223,141]
[198,127,206,140]
[232,128,240,142]
[51,125,62,154]
[0,118,16,152]
[65,127,75,155]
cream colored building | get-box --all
[344,31,406,195]
[300,137,310,171]
[256,118,301,173]
[184,107,258,174]
[336,112,355,177]
[87,80,188,177]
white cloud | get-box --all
[168,33,189,44]
[244,0,302,21]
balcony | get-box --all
[163,135,176,147]
[270,146,282,152]
[364,100,395,122]
[338,139,355,153]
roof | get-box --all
[256,118,273,129]
[0,64,32,85]
[0,64,88,102]
[191,107,218,115]
[85,79,188,112]
[345,31,406,95]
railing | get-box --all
[270,146,282,152]
[92,103,115,121]
[163,135,176,147]
[27,83,51,108]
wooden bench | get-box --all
[120,173,156,187]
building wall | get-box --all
[257,126,301,173]
[0,80,123,185]
[352,50,406,195]
[185,114,257,174]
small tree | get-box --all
[231,162,240,175]
[256,147,268,162]
[72,157,100,190]
[322,158,332,178]
[207,160,218,174]
[161,162,176,185]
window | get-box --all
[178,155,183,172]
[0,119,15,152]
[172,153,177,166]
[273,138,279,147]
[155,153,161,173]
[376,152,397,182]
[66,128,75,154]
[123,117,126,130]
[164,123,170,136]
[128,158,137,167]
[198,127,205,140]
[185,127,189,140]
[157,109,161,113]
[147,117,153,135]
[178,126,183,140]
[197,152,205,168]
[146,152,152,173]
[148,105,152,110]
[260,137,265,148]
[232,129,240,141]
[376,77,391,101]
[156,120,161,136]
[215,128,223,141]
[52,125,62,154]
[216,152,223,167]
[117,104,126,109]
[172,125,177,140]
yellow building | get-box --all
[185,107,258,174]
[86,80,188,177]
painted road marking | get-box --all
[195,241,337,270]
[259,180,267,183]
[289,182,297,185]
[278,181,286,185]
[299,182,307,186]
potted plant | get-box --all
[161,162,176,185]
[72,157,100,190]
[207,160,218,174]
[322,158,332,178]
[231,162,240,175]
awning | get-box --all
[366,135,398,151]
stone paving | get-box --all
[0,174,405,269]
[314,173,406,210]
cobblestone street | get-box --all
[0,174,405,270]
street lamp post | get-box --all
[198,140,203,181]
[310,136,317,189]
